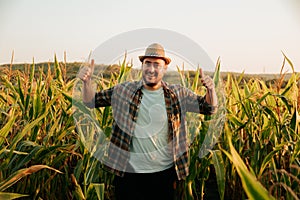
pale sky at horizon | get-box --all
[0,0,299,74]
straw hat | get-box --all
[139,43,171,64]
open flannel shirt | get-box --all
[85,80,216,180]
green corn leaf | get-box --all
[257,143,286,177]
[29,59,35,85]
[16,76,25,110]
[118,53,126,83]
[290,107,298,135]
[33,89,43,119]
[61,90,93,117]
[191,66,199,91]
[71,174,85,200]
[211,150,225,200]
[54,54,64,86]
[101,106,111,127]
[281,51,294,72]
[93,183,105,200]
[223,130,276,200]
[227,113,244,127]
[0,192,28,200]
[213,57,221,88]
[0,108,17,147]
[281,77,295,97]
[12,145,42,171]
[262,106,279,123]
[176,66,184,87]
[256,92,271,106]
[231,76,242,103]
[0,165,62,191]
[244,81,251,99]
[2,149,28,155]
[117,52,132,83]
[10,97,58,148]
[25,61,35,113]
[1,76,17,95]
[237,71,245,84]
[87,183,104,200]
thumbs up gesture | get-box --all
[78,59,96,104]
[78,59,95,83]
[199,68,218,110]
[199,68,215,91]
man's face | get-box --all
[142,57,167,90]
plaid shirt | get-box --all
[85,80,216,180]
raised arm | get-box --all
[78,59,95,104]
[200,68,218,111]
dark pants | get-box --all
[114,166,177,200]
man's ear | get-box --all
[163,65,168,72]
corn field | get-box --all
[0,54,299,200]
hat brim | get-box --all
[139,56,171,65]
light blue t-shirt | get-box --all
[129,87,173,173]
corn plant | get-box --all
[221,53,299,200]
[174,58,226,200]
[0,56,107,200]
[0,52,299,200]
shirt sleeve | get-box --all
[182,87,217,115]
[84,87,114,108]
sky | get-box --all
[0,0,299,74]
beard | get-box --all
[142,72,160,87]
[144,82,157,87]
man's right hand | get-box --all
[79,59,96,104]
[78,59,95,83]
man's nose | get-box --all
[149,66,155,72]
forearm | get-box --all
[205,88,218,107]
[82,80,95,104]
[204,88,218,114]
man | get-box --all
[78,43,218,200]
